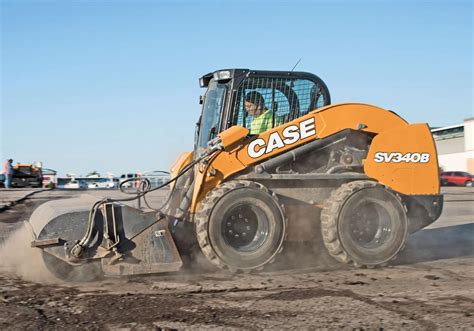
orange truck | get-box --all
[27,69,442,281]
[12,163,43,188]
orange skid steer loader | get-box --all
[27,69,442,281]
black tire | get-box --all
[195,180,287,272]
[42,252,102,282]
[321,181,408,267]
[465,181,472,187]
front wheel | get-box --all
[321,181,408,267]
[465,181,472,187]
[196,180,287,272]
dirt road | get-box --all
[1,258,473,330]
[0,188,473,329]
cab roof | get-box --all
[199,69,327,88]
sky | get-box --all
[1,0,472,176]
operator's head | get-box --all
[245,91,266,117]
[8,158,12,163]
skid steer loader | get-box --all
[26,69,443,281]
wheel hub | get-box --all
[348,201,392,249]
[222,204,268,251]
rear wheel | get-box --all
[42,252,102,282]
[321,181,407,267]
[196,180,286,272]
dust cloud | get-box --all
[0,225,57,283]
[268,205,342,273]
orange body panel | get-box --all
[313,103,407,137]
[188,103,439,213]
[13,164,39,169]
[235,103,408,165]
[364,124,440,195]
[218,126,250,151]
[169,152,193,191]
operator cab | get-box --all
[196,69,331,153]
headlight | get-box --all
[213,70,231,81]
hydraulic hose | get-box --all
[72,146,222,256]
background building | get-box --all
[432,118,474,173]
[41,168,57,188]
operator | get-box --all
[245,91,273,134]
[3,158,13,189]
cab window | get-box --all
[232,77,328,134]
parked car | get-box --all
[64,179,88,189]
[88,178,115,189]
[119,173,139,188]
[440,171,473,187]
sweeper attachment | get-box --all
[27,69,443,281]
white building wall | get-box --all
[432,118,474,173]
[434,134,465,171]
[435,136,464,154]
[438,152,469,172]
[465,119,474,173]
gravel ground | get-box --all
[0,187,472,329]
[1,258,473,330]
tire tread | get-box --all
[321,180,405,268]
[195,180,287,272]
